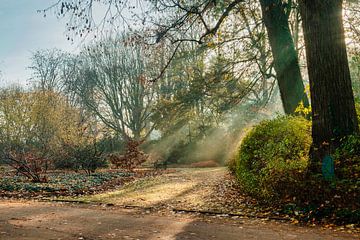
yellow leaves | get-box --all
[304,84,311,97]
[207,41,216,48]
[291,218,299,224]
[205,33,223,49]
[0,89,89,152]
[295,101,312,117]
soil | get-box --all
[0,200,358,240]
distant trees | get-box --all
[28,36,159,143]
[66,37,157,141]
[0,88,91,181]
[29,49,67,91]
[29,49,78,93]
[29,49,82,106]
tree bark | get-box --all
[260,0,309,114]
[299,0,359,170]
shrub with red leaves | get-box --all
[109,140,148,171]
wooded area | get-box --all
[0,0,359,237]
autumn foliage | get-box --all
[0,88,106,178]
[109,140,148,171]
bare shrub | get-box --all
[5,151,49,183]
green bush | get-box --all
[55,143,108,175]
[54,157,81,172]
[233,116,312,200]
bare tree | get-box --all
[66,36,157,141]
[29,49,68,91]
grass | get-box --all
[66,168,225,209]
[74,173,198,206]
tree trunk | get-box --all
[299,0,359,171]
[260,0,309,114]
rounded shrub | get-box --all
[234,116,312,200]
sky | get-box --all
[0,0,79,86]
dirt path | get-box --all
[77,168,229,210]
[0,201,357,240]
[75,167,260,215]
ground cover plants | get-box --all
[0,164,167,199]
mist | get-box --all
[146,94,284,166]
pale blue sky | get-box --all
[0,0,77,85]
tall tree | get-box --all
[299,0,359,169]
[260,0,309,114]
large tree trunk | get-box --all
[299,0,359,171]
[260,0,309,114]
